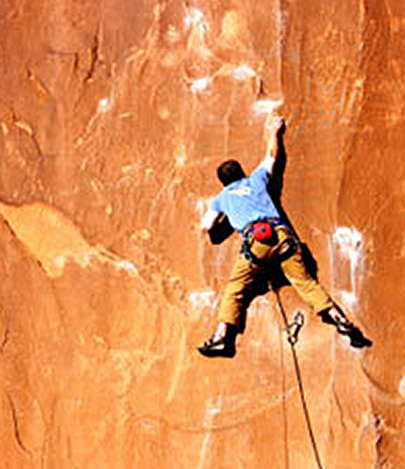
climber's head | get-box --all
[217,160,246,186]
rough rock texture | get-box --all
[0,0,404,468]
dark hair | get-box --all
[217,160,246,186]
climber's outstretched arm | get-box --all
[260,118,286,174]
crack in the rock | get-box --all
[332,386,347,429]
[0,217,47,275]
[1,106,49,160]
[25,68,52,99]
[84,32,101,83]
[6,393,33,457]
[1,327,9,352]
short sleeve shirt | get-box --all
[211,166,281,232]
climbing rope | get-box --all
[274,289,326,469]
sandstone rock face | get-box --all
[0,1,404,468]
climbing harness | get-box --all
[241,220,299,266]
[274,289,326,469]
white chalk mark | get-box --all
[98,97,112,113]
[174,144,187,166]
[190,77,212,94]
[54,251,138,277]
[113,260,138,275]
[341,291,358,309]
[399,377,405,398]
[1,122,8,135]
[185,9,205,29]
[14,120,34,136]
[332,227,364,308]
[75,95,114,145]
[197,396,222,469]
[232,65,256,81]
[189,290,216,310]
[167,328,187,403]
[333,227,363,262]
[253,98,283,114]
[166,25,181,44]
[333,227,363,288]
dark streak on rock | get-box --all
[6,393,32,457]
[257,77,266,98]
[1,328,9,352]
[46,48,77,57]
[84,33,100,83]
[73,52,80,73]
[332,387,346,429]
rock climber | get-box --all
[198,119,371,357]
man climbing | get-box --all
[198,119,371,358]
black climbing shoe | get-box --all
[347,326,373,348]
[197,336,236,358]
[318,310,372,349]
[334,320,372,348]
[197,326,237,358]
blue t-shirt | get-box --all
[211,166,280,232]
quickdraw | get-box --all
[285,311,305,345]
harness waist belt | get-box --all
[242,218,283,236]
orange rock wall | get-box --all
[0,0,404,468]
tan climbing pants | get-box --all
[217,225,333,330]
